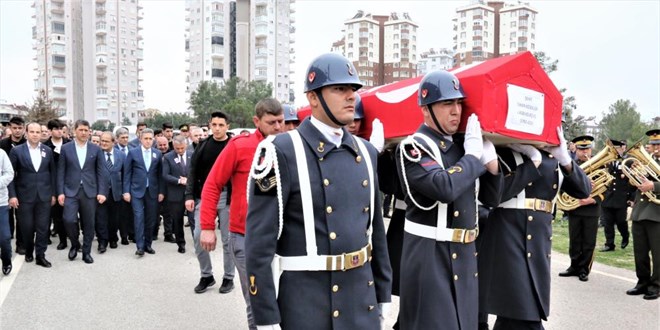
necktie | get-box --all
[180,155,187,174]
[106,152,113,169]
[144,149,151,169]
[121,146,127,155]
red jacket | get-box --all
[200,130,265,234]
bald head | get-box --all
[156,136,169,153]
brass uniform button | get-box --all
[323,179,330,186]
[548,154,554,158]
[552,184,558,189]
[356,155,362,163]
[528,216,533,222]
[332,285,339,293]
[474,272,478,277]
[547,254,552,258]
[368,280,374,286]
[326,206,333,214]
[474,252,478,257]
[362,180,368,187]
[527,252,532,258]
[333,310,340,318]
[453,210,459,217]
[528,182,533,186]
[454,275,459,281]
[329,232,337,240]
[452,253,457,260]
[549,236,553,241]
[527,234,532,240]
[363,206,370,213]
[368,305,375,311]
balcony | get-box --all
[255,47,268,57]
[290,2,295,13]
[96,5,106,15]
[51,5,64,15]
[255,15,268,25]
[255,27,268,37]
[95,0,105,3]
[96,72,107,80]
[211,68,224,78]
[96,22,106,35]
[255,0,268,6]
[96,55,107,67]
[290,15,295,23]
[211,44,224,58]
[52,77,66,89]
[289,34,295,43]
[52,91,66,100]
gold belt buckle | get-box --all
[463,229,478,243]
[343,250,364,271]
[452,229,464,243]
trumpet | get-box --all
[620,142,660,204]
[556,141,619,211]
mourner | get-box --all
[395,70,502,329]
[245,53,392,329]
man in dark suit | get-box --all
[114,127,133,244]
[43,119,71,250]
[97,131,126,251]
[57,120,109,264]
[162,135,191,254]
[123,128,164,256]
[128,122,146,149]
[8,122,57,268]
[601,139,634,252]
[0,116,27,255]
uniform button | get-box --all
[474,252,478,257]
[362,180,368,187]
[474,272,478,277]
[454,275,459,281]
[641,198,645,202]
[527,216,533,221]
[527,252,532,258]
[356,155,362,163]
[368,305,375,311]
[548,154,554,158]
[551,220,555,224]
[363,206,369,213]
[319,157,324,162]
[368,280,374,286]
[547,253,552,258]
[528,182,533,186]
[453,210,460,217]
[527,234,532,240]
[613,188,616,191]
[333,310,340,318]
[326,206,333,214]
[452,253,457,260]
[552,184,558,189]
[332,285,339,292]
[329,232,337,240]
[549,236,553,241]
[323,179,330,186]
[613,182,617,186]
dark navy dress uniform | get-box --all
[245,119,392,330]
[478,148,590,327]
[395,125,502,330]
[601,159,634,249]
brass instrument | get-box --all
[556,141,619,211]
[620,142,660,204]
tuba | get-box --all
[556,141,619,211]
[620,142,660,204]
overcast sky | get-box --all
[1,0,659,122]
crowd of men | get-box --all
[0,52,658,330]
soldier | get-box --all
[600,139,634,252]
[282,104,300,132]
[478,139,591,329]
[626,128,660,300]
[559,135,602,282]
[245,53,392,329]
[395,70,502,329]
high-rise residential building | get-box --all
[452,0,537,67]
[32,0,144,125]
[185,0,295,104]
[334,11,418,87]
[417,48,455,75]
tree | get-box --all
[595,99,652,149]
[91,120,115,132]
[121,116,132,125]
[533,51,558,74]
[188,77,273,127]
[25,90,61,124]
[144,112,196,130]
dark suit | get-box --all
[162,150,191,245]
[8,143,56,258]
[601,160,634,249]
[43,137,71,245]
[97,150,126,245]
[123,147,163,251]
[114,144,134,240]
[57,141,109,255]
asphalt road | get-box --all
[1,224,658,329]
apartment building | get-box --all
[417,48,455,75]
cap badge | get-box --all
[421,89,428,98]
[308,71,316,83]
[453,78,460,90]
[347,63,354,76]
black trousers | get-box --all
[51,203,67,244]
[632,220,660,291]
[601,206,629,247]
[154,200,172,237]
[119,200,134,240]
[9,208,23,248]
[568,214,599,274]
[17,200,51,257]
[63,190,97,254]
[494,316,544,330]
[169,201,186,245]
[96,194,118,244]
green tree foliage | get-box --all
[595,99,652,149]
[91,120,115,132]
[25,90,61,124]
[188,77,273,128]
[533,51,558,74]
[121,117,132,125]
[144,112,196,130]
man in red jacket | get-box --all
[200,98,284,330]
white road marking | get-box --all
[0,256,24,308]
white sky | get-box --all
[1,0,659,122]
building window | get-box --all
[510,32,516,39]
[484,31,489,38]
[510,42,516,48]
[348,52,353,58]
[474,40,482,47]
[348,33,353,39]
[460,42,466,49]
[511,21,517,28]
[460,32,466,38]
[484,41,488,48]
[52,22,65,34]
[460,22,466,30]
[394,43,399,49]
[460,12,466,18]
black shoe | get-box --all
[47,237,52,245]
[135,249,145,256]
[145,247,155,254]
[82,254,94,264]
[578,272,589,282]
[194,276,216,293]
[68,246,78,260]
[36,256,52,268]
[627,286,648,296]
[600,245,615,252]
[2,260,12,275]
[57,242,67,250]
[559,267,579,277]
[177,245,186,254]
[643,291,659,300]
[184,221,191,227]
[621,238,629,249]
[478,322,489,330]
[109,241,118,249]
[219,278,235,294]
[50,229,57,237]
[15,246,25,255]
[153,236,158,241]
[164,235,176,243]
[25,255,34,263]
[121,238,129,245]
[98,243,108,254]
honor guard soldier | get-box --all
[600,139,634,252]
[245,53,392,330]
[626,128,660,300]
[478,134,591,329]
[282,104,300,132]
[395,70,503,330]
[559,135,602,282]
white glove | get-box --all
[370,118,384,153]
[257,325,281,330]
[463,114,483,159]
[542,126,571,166]
[480,139,497,165]
[379,302,391,317]
[508,143,542,162]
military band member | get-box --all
[559,135,602,282]
[600,139,634,252]
[245,53,392,329]
[395,70,502,329]
[478,137,591,329]
[626,128,660,300]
